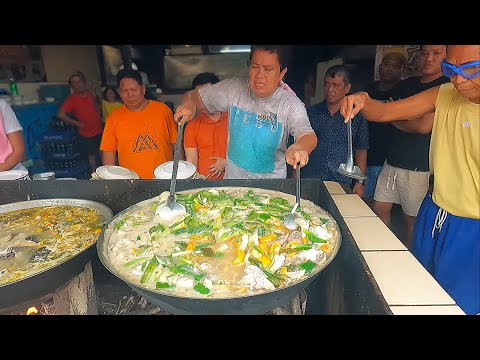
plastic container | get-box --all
[9,78,19,96]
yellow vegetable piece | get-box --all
[276,225,291,233]
[259,234,277,243]
[279,267,288,275]
[186,241,197,251]
[320,244,330,252]
[189,235,202,241]
[269,242,281,255]
[259,255,272,267]
[258,242,269,253]
[233,250,245,264]
[286,241,301,249]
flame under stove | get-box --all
[1,294,57,315]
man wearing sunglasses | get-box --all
[339,45,479,315]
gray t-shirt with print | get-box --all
[198,77,313,179]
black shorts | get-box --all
[78,134,102,156]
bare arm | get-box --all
[0,131,26,171]
[340,87,440,133]
[174,90,209,125]
[390,112,434,134]
[285,132,318,169]
[102,151,116,166]
[184,147,198,168]
[354,149,367,176]
[57,109,84,128]
[351,149,368,198]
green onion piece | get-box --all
[156,282,176,290]
[193,282,210,295]
[299,260,317,273]
[124,257,149,267]
[115,219,126,230]
[303,229,327,243]
[141,256,159,283]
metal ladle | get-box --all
[283,165,301,231]
[155,123,187,220]
[338,118,367,181]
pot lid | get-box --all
[154,161,196,179]
[96,165,139,180]
[0,170,29,180]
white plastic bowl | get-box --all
[154,160,196,180]
[96,165,139,180]
[0,170,29,180]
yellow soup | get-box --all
[0,205,106,286]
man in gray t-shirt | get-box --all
[175,45,317,179]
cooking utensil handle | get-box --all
[346,119,354,171]
[169,123,184,196]
[296,164,300,205]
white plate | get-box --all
[96,165,139,180]
[0,170,29,180]
[154,160,196,179]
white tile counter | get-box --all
[323,181,466,315]
[331,194,377,217]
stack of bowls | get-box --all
[95,165,140,180]
[154,160,196,180]
[32,171,55,180]
[0,170,30,180]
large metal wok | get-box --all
[97,187,342,315]
[0,198,113,309]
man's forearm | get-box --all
[292,133,317,154]
[354,149,367,175]
[390,112,434,134]
[181,89,207,115]
[57,113,81,127]
[102,151,116,165]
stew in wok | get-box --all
[105,187,341,299]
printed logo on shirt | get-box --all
[228,106,282,173]
[132,133,159,153]
[463,121,471,128]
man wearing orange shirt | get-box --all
[184,73,228,179]
[100,68,178,179]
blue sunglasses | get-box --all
[441,59,480,79]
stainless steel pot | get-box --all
[97,187,342,315]
[0,198,113,308]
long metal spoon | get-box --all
[338,118,367,180]
[283,165,301,230]
[155,123,187,220]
